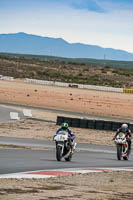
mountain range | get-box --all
[0,32,133,61]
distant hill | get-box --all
[0,32,133,61]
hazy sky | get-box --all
[0,0,133,53]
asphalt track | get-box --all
[1,102,133,123]
[0,104,27,123]
[0,104,133,175]
[0,141,132,175]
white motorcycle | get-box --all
[54,131,76,162]
[115,132,129,160]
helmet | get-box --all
[121,123,128,132]
[61,122,68,130]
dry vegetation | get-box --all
[1,54,133,88]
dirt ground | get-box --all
[0,119,116,148]
[0,79,133,119]
[0,79,133,200]
[0,171,133,200]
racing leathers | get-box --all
[114,128,132,154]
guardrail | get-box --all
[56,116,133,132]
[0,75,14,81]
[24,78,123,93]
[24,78,70,87]
[123,88,133,94]
[0,76,133,94]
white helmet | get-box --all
[121,123,128,132]
[121,124,128,128]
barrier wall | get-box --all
[24,78,123,93]
[123,88,133,94]
[56,116,133,132]
[0,75,14,81]
[1,76,133,93]
[24,78,69,87]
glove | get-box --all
[71,134,75,140]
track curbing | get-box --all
[0,167,133,179]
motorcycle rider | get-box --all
[113,123,132,154]
[56,122,76,153]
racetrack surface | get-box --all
[0,148,133,175]
[0,104,133,176]
[0,105,27,123]
[0,136,132,175]
[1,102,133,122]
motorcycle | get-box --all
[115,132,129,160]
[53,130,76,162]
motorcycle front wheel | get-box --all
[56,145,62,161]
[117,145,122,160]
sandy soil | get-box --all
[0,79,133,119]
[0,171,133,200]
[0,79,133,200]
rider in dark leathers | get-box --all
[113,123,132,154]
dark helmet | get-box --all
[61,122,68,130]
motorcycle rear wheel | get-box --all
[117,145,122,160]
